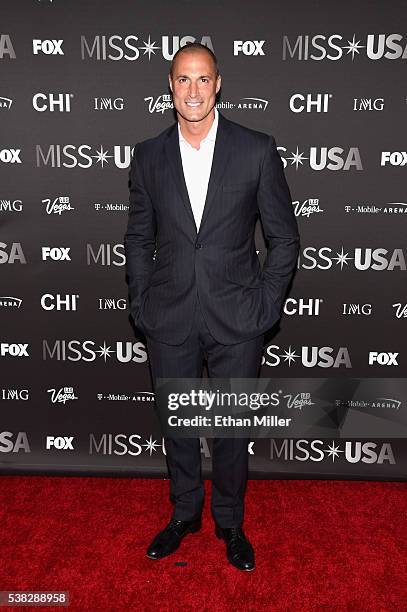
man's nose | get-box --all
[188,82,198,97]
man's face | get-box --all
[168,50,221,123]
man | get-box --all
[124,42,300,571]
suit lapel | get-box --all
[164,122,197,234]
[164,111,233,237]
[198,112,232,235]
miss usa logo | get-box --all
[270,440,395,464]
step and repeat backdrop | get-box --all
[1,0,406,479]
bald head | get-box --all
[169,42,219,79]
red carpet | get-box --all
[0,476,406,611]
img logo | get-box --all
[0,199,23,213]
[94,97,124,110]
[353,98,384,111]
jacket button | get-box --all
[195,243,203,249]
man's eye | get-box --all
[201,78,208,83]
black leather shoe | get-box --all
[215,525,255,571]
[146,517,201,560]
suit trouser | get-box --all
[145,290,264,528]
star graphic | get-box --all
[332,247,353,270]
[143,435,160,456]
[97,342,114,362]
[91,146,113,168]
[139,35,160,60]
[343,35,365,60]
[280,345,300,366]
[287,147,308,170]
[325,441,344,462]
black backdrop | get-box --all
[1,0,406,479]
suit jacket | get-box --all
[124,111,300,346]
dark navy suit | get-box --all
[124,111,300,527]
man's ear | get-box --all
[216,75,222,94]
[168,74,173,92]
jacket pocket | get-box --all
[149,247,173,286]
[226,260,262,288]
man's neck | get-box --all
[178,109,216,150]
